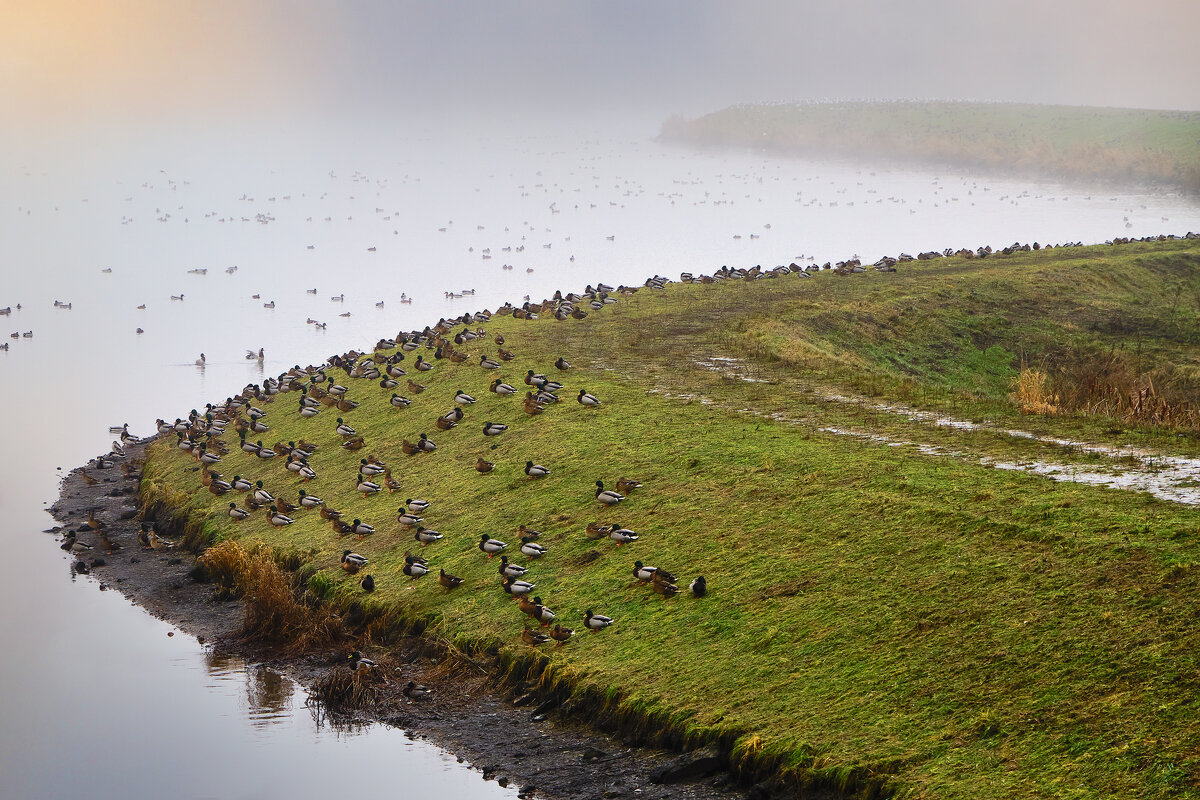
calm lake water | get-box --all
[2,122,1197,798]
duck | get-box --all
[297,489,324,508]
[577,389,601,407]
[690,576,707,598]
[498,348,516,361]
[402,556,429,583]
[99,530,122,554]
[435,415,457,431]
[633,561,659,583]
[417,433,436,452]
[595,481,624,505]
[335,418,356,437]
[397,509,423,527]
[608,524,638,545]
[478,534,506,558]
[479,355,502,370]
[414,355,433,372]
[438,569,464,590]
[407,379,427,394]
[584,610,613,632]
[341,550,367,573]
[390,393,412,408]
[525,370,547,388]
[299,400,320,417]
[555,357,572,370]
[406,498,431,513]
[532,599,556,626]
[350,519,375,537]
[239,433,261,453]
[359,458,385,476]
[520,537,547,558]
[60,532,93,555]
[231,475,254,492]
[361,574,376,592]
[549,624,574,645]
[331,518,355,536]
[252,481,274,505]
[403,680,434,701]
[320,506,343,521]
[482,422,508,436]
[585,521,613,540]
[517,524,542,541]
[521,627,550,646]
[522,396,544,416]
[502,576,536,597]
[534,389,559,404]
[524,461,550,478]
[197,447,222,465]
[356,473,382,497]
[489,378,516,395]
[615,477,642,494]
[228,503,251,520]
[652,573,680,598]
[340,435,366,452]
[401,439,420,456]
[147,530,176,551]
[454,389,476,405]
[498,555,527,578]
[384,469,402,493]
[268,506,295,528]
[413,526,442,546]
[347,650,375,671]
[475,457,495,474]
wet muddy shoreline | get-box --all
[50,442,775,800]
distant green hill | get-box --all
[146,238,1200,798]
[661,102,1200,192]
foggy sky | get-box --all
[3,0,1199,133]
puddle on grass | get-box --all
[676,356,1200,505]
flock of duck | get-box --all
[154,278,717,654]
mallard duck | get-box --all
[652,574,680,598]
[384,469,401,493]
[332,518,355,536]
[689,576,707,598]
[633,561,660,583]
[522,396,545,416]
[615,477,642,494]
[482,421,508,437]
[577,389,601,407]
[359,458,385,476]
[226,501,251,520]
[454,389,476,405]
[208,475,232,494]
[60,532,92,554]
[402,555,429,583]
[417,433,436,452]
[356,473,381,497]
[525,461,550,478]
[341,550,367,573]
[498,348,516,361]
[239,433,260,453]
[407,379,427,394]
[255,441,275,459]
[414,355,433,372]
[148,530,175,550]
[406,498,430,513]
[517,524,542,541]
[555,357,571,370]
[521,627,550,646]
[350,519,375,537]
[435,415,457,431]
[231,475,253,492]
[298,489,323,508]
[475,457,495,474]
[595,481,624,505]
[335,418,356,437]
[361,574,375,592]
[534,389,559,404]
[479,355,501,370]
[520,537,547,558]
[390,393,412,408]
[490,378,516,395]
[549,624,574,644]
[439,568,464,589]
[296,462,317,481]
[525,370,547,387]
[413,526,442,545]
[299,400,320,418]
[584,521,612,540]
[269,506,295,528]
[347,650,375,670]
[532,599,556,626]
[609,524,638,545]
[584,609,613,631]
[401,439,420,455]
[479,534,506,558]
[99,530,122,554]
[498,555,527,578]
[327,383,349,397]
[397,509,423,527]
[320,505,342,521]
[197,447,222,465]
[502,576,536,597]
[404,680,434,700]
[253,481,274,504]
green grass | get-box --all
[660,101,1200,192]
[145,239,1200,798]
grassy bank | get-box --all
[145,239,1200,798]
[660,102,1200,192]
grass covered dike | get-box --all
[660,101,1200,192]
[144,238,1200,798]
